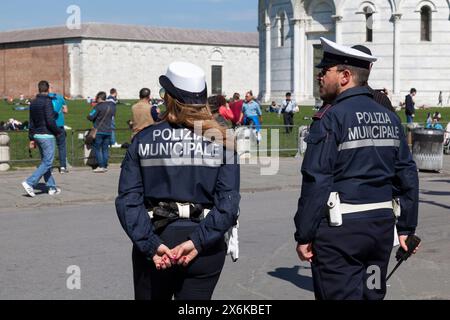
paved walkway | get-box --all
[0,155,449,210]
[0,158,302,209]
[0,156,449,300]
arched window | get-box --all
[421,6,432,41]
[364,7,373,42]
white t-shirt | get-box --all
[279,100,296,114]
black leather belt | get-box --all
[147,201,211,232]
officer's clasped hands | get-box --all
[153,244,173,271]
[171,240,199,267]
[154,241,199,270]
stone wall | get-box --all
[0,41,70,98]
[69,39,259,100]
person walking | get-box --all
[88,92,116,173]
[22,81,63,197]
[229,93,244,128]
[279,92,296,134]
[49,84,69,174]
[405,88,417,124]
[208,95,234,128]
[107,88,120,147]
[239,91,262,143]
[131,88,154,137]
[116,61,240,300]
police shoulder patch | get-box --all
[313,104,334,120]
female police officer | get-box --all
[116,61,240,300]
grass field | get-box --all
[1,99,449,167]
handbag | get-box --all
[85,128,97,145]
[85,105,112,145]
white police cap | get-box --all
[159,61,208,105]
[316,37,377,70]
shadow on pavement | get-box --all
[420,190,450,196]
[427,180,450,184]
[267,265,314,292]
[20,183,49,197]
[419,199,450,210]
[35,183,49,195]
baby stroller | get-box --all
[444,123,450,155]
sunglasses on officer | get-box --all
[318,66,344,78]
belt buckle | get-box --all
[176,203,192,219]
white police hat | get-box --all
[316,37,377,70]
[159,61,208,105]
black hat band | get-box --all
[159,75,208,105]
[317,52,372,70]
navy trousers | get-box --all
[132,220,227,300]
[311,211,395,300]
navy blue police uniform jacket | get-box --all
[116,121,241,258]
[294,87,419,245]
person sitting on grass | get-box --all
[426,115,444,130]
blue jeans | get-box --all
[245,115,262,133]
[94,134,111,168]
[26,138,56,189]
[110,131,116,145]
[406,115,413,124]
[56,128,67,168]
[110,118,116,145]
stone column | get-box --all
[79,44,87,99]
[332,15,343,44]
[393,13,402,95]
[292,18,301,102]
[299,19,306,101]
[264,22,272,103]
[292,18,306,102]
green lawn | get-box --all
[0,99,136,131]
[1,99,449,167]
[1,99,137,167]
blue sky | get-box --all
[0,0,258,32]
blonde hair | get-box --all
[161,94,235,149]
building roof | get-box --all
[0,23,258,48]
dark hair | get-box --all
[286,92,292,97]
[139,88,151,100]
[207,96,219,113]
[433,112,441,120]
[96,91,107,102]
[110,88,117,95]
[233,93,240,100]
[337,65,370,87]
[410,88,417,94]
[216,95,227,108]
[38,81,50,93]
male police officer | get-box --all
[294,38,419,300]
